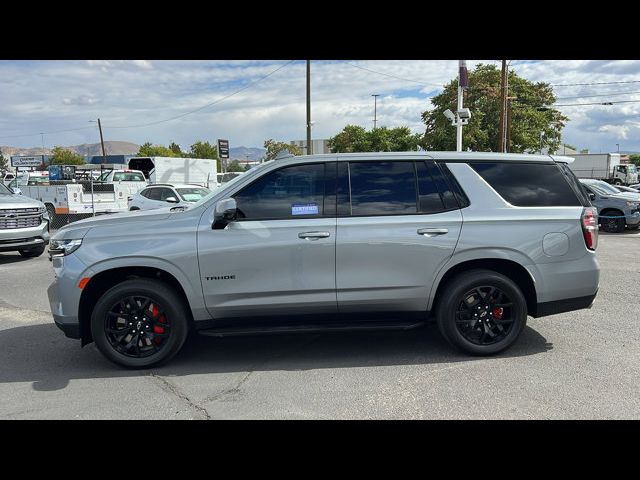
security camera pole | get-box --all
[456,60,469,152]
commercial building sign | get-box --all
[10,155,44,167]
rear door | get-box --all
[336,159,463,315]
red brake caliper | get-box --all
[151,304,166,344]
[492,307,504,320]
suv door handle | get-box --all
[298,231,331,240]
[417,228,448,236]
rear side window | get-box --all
[469,162,582,207]
[416,162,445,213]
[349,161,417,215]
[146,188,163,201]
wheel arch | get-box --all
[429,258,538,317]
[78,266,194,346]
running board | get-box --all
[197,320,425,338]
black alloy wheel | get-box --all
[104,295,171,358]
[601,215,625,233]
[436,269,527,356]
[91,278,189,368]
[455,286,513,346]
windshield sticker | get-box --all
[292,203,319,215]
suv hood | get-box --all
[612,192,640,202]
[0,193,44,209]
[53,207,177,240]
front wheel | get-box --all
[18,245,46,257]
[91,278,189,368]
[600,215,625,233]
[436,269,527,356]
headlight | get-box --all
[626,201,640,208]
[49,239,82,256]
[40,206,50,220]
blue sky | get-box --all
[1,60,640,153]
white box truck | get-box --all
[127,156,218,188]
[565,153,638,186]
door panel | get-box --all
[336,211,462,313]
[198,218,337,318]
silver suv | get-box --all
[47,152,600,368]
[0,182,50,257]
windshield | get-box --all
[176,187,211,202]
[113,172,146,182]
[0,182,13,195]
[588,182,622,195]
[627,164,637,174]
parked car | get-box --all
[48,152,600,368]
[0,181,50,257]
[128,184,212,211]
[579,178,640,233]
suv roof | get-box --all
[280,152,573,164]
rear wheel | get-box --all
[614,179,623,186]
[436,269,527,356]
[600,213,625,233]
[18,245,45,258]
[91,278,189,368]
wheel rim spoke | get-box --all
[455,285,514,346]
[104,294,171,359]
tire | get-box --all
[436,269,527,356]
[600,214,625,233]
[18,245,45,258]
[614,179,623,186]
[627,225,640,231]
[45,204,58,230]
[91,278,189,368]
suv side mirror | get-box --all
[588,193,596,201]
[165,196,179,203]
[213,198,237,229]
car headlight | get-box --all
[626,201,640,208]
[49,239,82,256]
[40,206,50,220]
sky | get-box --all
[1,59,640,153]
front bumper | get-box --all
[47,253,92,341]
[0,221,50,252]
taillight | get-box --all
[581,207,598,251]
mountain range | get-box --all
[1,142,267,161]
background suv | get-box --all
[128,184,211,211]
[0,181,50,257]
[48,152,599,368]
[579,178,640,233]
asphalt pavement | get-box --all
[1,231,639,419]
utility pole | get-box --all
[506,98,512,153]
[498,60,507,152]
[372,94,380,130]
[97,118,107,164]
[306,60,312,155]
[456,60,469,152]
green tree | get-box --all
[629,154,640,166]
[169,142,184,156]
[328,125,371,152]
[0,150,9,171]
[137,142,177,157]
[328,125,421,153]
[263,139,302,161]
[421,63,568,153]
[227,160,244,172]
[189,141,218,159]
[48,146,86,165]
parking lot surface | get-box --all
[1,231,639,419]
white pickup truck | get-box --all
[10,168,147,227]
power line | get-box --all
[343,61,443,88]
[106,60,296,129]
[556,90,640,100]
[554,99,640,107]
[551,80,640,87]
[0,125,95,141]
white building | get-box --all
[289,139,331,155]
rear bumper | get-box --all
[532,291,598,318]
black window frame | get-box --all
[231,161,333,222]
[336,159,467,218]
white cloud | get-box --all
[1,60,640,153]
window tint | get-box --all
[426,161,458,210]
[469,162,582,207]
[146,188,163,201]
[438,162,471,208]
[415,162,445,213]
[349,161,417,215]
[234,163,325,220]
[160,188,177,201]
[558,163,591,206]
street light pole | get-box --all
[306,60,312,155]
[97,118,107,164]
[372,94,380,130]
